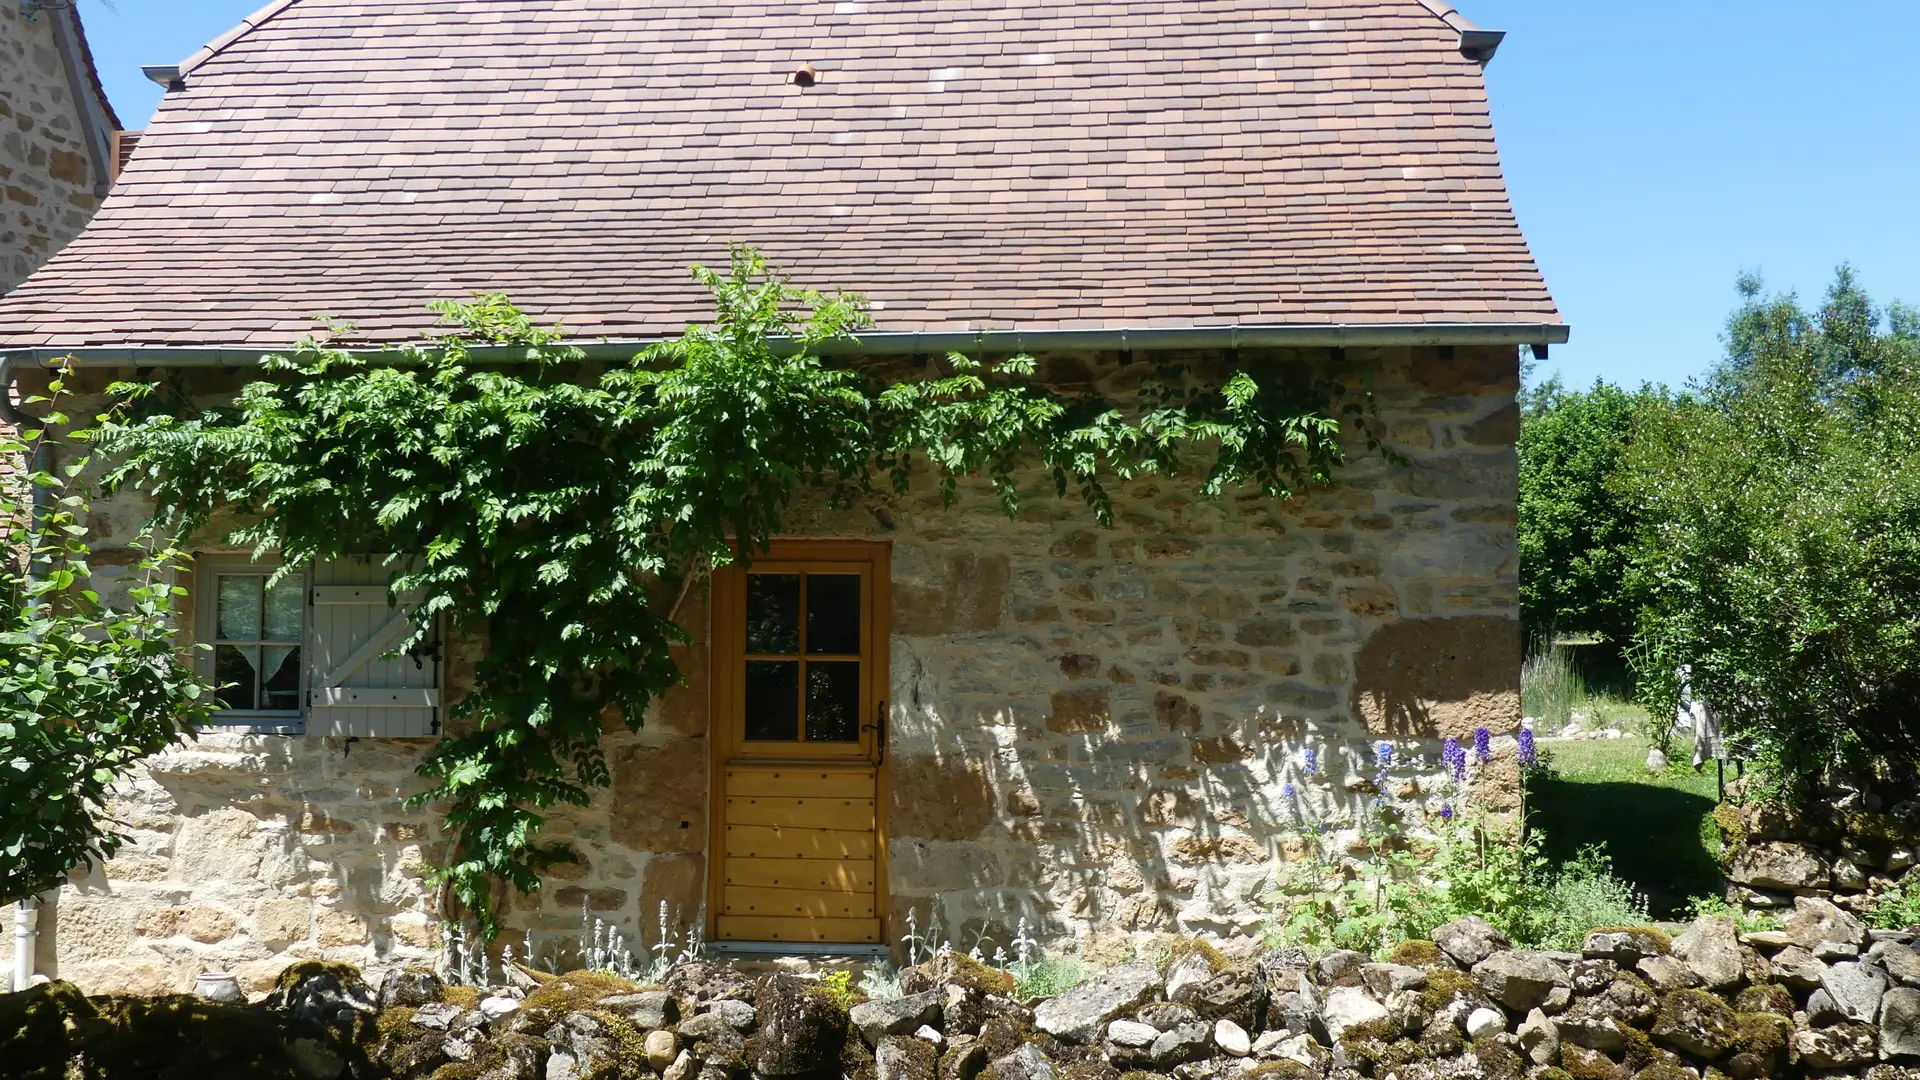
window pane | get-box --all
[744,660,799,741]
[806,575,861,655]
[264,577,304,642]
[215,644,260,711]
[262,646,301,711]
[216,576,263,642]
[746,574,799,654]
[805,661,861,742]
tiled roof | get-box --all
[0,0,1561,351]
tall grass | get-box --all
[1522,638,1586,730]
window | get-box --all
[195,556,307,732]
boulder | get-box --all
[267,962,378,1031]
[1769,945,1829,988]
[1176,967,1262,1031]
[753,973,849,1076]
[1635,954,1702,992]
[985,1044,1054,1080]
[378,969,446,1010]
[1729,842,1829,891]
[1555,1011,1626,1053]
[900,956,1016,997]
[1147,1021,1210,1068]
[1031,962,1161,1044]
[1135,1002,1200,1031]
[545,1012,617,1076]
[939,1037,988,1080]
[706,999,756,1031]
[851,992,944,1048]
[678,1012,739,1044]
[479,995,522,1021]
[1212,1019,1251,1057]
[1884,944,1920,988]
[1321,986,1389,1043]
[1433,916,1513,968]
[877,1036,939,1080]
[1670,915,1743,989]
[1784,895,1869,952]
[1791,1023,1877,1069]
[1360,963,1428,997]
[1472,950,1570,1012]
[413,1002,464,1031]
[1807,989,1847,1027]
[601,990,680,1030]
[1310,949,1369,988]
[1263,992,1316,1039]
[646,1030,681,1072]
[1883,987,1920,1060]
[1650,989,1738,1060]
[1581,928,1668,966]
[1164,952,1214,1003]
[1465,1007,1504,1040]
[1567,958,1618,996]
[665,962,757,1006]
[1822,960,1890,1023]
[1516,1008,1559,1067]
[1105,1020,1158,1049]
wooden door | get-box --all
[710,541,889,944]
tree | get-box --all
[1618,269,1920,797]
[100,247,1392,934]
[0,372,214,904]
[1517,378,1664,646]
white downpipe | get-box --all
[13,899,39,991]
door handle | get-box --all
[862,700,887,766]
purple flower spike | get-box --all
[1375,741,1394,769]
[1303,748,1318,775]
[1442,737,1466,782]
[1518,728,1537,768]
[1439,804,1454,821]
[1283,782,1296,801]
[1474,726,1492,764]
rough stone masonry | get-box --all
[2,344,1527,994]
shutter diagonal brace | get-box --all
[315,590,426,690]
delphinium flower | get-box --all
[1302,747,1318,775]
[1474,726,1492,764]
[1439,804,1454,822]
[1518,727,1537,769]
[1442,736,1467,783]
[1373,740,1393,794]
[1282,781,1298,823]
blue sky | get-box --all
[75,0,1920,391]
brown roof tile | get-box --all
[0,0,1559,350]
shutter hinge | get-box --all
[430,716,442,736]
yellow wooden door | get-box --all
[710,541,889,944]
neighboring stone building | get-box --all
[0,0,1564,994]
[0,0,119,294]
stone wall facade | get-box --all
[4,344,1527,994]
[1,0,111,295]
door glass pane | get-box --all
[216,576,262,641]
[746,574,800,654]
[744,660,799,741]
[805,661,861,742]
[264,578,304,642]
[215,644,259,710]
[806,575,862,655]
[262,646,301,711]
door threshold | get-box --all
[708,941,891,960]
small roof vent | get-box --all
[791,63,818,87]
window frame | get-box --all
[193,554,309,734]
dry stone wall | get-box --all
[10,344,1525,994]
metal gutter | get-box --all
[0,323,1571,368]
[1415,0,1507,63]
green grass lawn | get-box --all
[1529,734,1724,919]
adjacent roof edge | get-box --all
[174,0,303,79]
[1,322,1572,368]
[1415,0,1507,62]
[38,1,119,195]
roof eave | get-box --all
[2,322,1571,368]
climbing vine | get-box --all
[101,247,1391,935]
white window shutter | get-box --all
[306,557,443,738]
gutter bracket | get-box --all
[1458,29,1506,64]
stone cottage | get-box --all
[0,0,1564,994]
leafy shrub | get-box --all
[1518,378,1666,645]
[1013,954,1088,1000]
[1619,269,1920,799]
[1867,875,1920,931]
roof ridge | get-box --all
[175,0,303,78]
[1414,0,1506,62]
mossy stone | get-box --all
[1731,985,1794,1017]
[1417,967,1478,1013]
[523,971,643,1014]
[1388,939,1443,967]
[0,980,93,1080]
[1469,1034,1527,1080]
